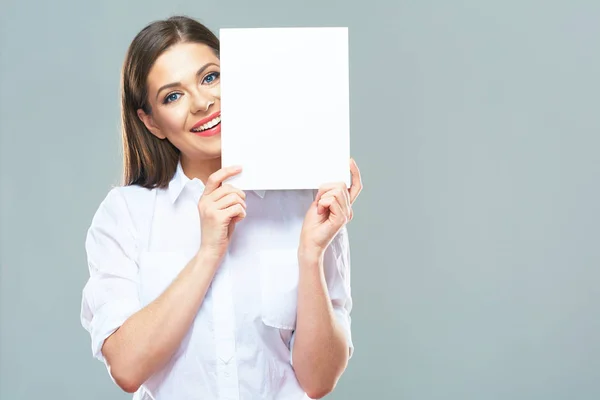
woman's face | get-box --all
[138,42,222,163]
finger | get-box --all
[315,182,341,204]
[209,184,246,202]
[315,181,350,206]
[215,193,246,210]
[228,205,247,238]
[222,203,246,222]
[316,191,337,215]
[349,158,362,204]
[319,188,350,217]
[204,166,242,194]
[321,196,347,225]
[317,195,336,214]
[231,215,244,224]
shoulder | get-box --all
[87,184,158,249]
[113,183,156,201]
[101,184,155,208]
[91,184,157,227]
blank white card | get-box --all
[219,27,350,190]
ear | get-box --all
[137,108,166,140]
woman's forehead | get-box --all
[148,42,219,87]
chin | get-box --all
[194,139,222,159]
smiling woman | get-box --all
[120,19,224,189]
[135,41,225,182]
[80,15,363,400]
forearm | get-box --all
[292,249,349,399]
[102,249,221,392]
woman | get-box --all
[81,15,362,400]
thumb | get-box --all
[315,199,327,215]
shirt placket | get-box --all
[212,253,240,400]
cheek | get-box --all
[207,84,221,99]
[161,106,189,132]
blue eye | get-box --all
[203,72,220,84]
[164,92,181,104]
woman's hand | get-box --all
[299,158,362,258]
[198,166,246,260]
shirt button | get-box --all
[225,371,230,377]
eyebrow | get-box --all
[155,62,219,101]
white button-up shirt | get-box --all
[80,162,354,400]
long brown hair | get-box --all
[120,15,219,188]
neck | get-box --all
[180,154,222,185]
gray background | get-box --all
[1,0,599,399]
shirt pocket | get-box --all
[138,251,188,307]
[259,248,299,330]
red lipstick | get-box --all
[191,111,221,137]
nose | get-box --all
[190,90,214,114]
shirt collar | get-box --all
[168,160,265,203]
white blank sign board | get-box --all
[219,27,350,190]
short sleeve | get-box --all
[290,225,354,364]
[80,188,142,363]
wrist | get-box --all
[195,246,223,271]
[297,243,324,265]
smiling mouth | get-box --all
[191,115,221,133]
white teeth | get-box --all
[192,116,221,132]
